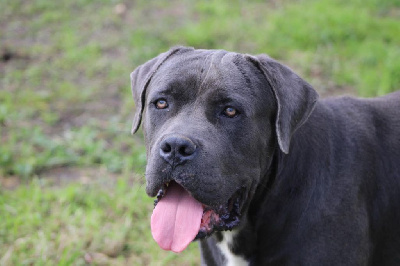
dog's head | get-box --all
[130,47,318,252]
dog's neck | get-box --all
[223,104,329,263]
[205,147,282,264]
[216,230,249,266]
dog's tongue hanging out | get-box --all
[151,182,203,253]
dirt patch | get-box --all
[39,166,119,186]
[36,166,144,188]
[0,175,21,190]
[0,167,119,189]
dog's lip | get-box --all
[153,181,203,208]
[195,185,245,239]
[153,182,170,207]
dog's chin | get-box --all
[154,181,246,240]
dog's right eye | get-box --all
[155,99,168,109]
[222,106,239,118]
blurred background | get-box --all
[0,0,399,264]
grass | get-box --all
[0,0,399,264]
[0,176,199,265]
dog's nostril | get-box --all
[179,144,196,156]
[179,146,186,156]
[179,145,194,156]
[161,142,172,153]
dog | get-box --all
[130,46,400,265]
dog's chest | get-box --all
[216,231,248,266]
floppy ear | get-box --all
[130,46,193,134]
[246,54,319,154]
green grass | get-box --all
[0,0,399,264]
[1,0,399,177]
[0,176,199,265]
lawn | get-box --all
[0,0,399,264]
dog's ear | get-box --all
[130,46,193,134]
[246,54,319,154]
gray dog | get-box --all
[130,46,400,265]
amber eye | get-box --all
[155,99,168,109]
[223,107,238,118]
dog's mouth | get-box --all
[151,181,244,253]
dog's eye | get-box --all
[155,99,168,109]
[223,107,238,118]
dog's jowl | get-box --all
[130,47,400,265]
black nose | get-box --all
[159,136,197,166]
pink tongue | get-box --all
[151,182,203,253]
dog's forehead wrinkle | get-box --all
[198,51,215,92]
[197,50,244,93]
[197,64,265,111]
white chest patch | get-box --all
[216,231,248,266]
